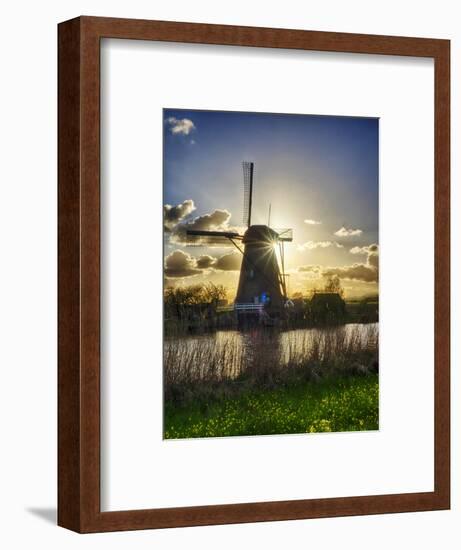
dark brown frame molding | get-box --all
[58,16,450,533]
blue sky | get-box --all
[163,108,379,298]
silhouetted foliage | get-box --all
[323,275,345,298]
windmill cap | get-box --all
[242,225,279,244]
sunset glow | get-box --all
[164,109,379,300]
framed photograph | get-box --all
[58,16,450,532]
[162,108,380,440]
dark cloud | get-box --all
[322,263,378,283]
[214,252,242,271]
[170,208,237,245]
[164,250,202,278]
[196,255,215,269]
[298,244,379,283]
[298,265,322,273]
[350,243,378,255]
[298,265,323,280]
[164,249,242,279]
[349,243,379,272]
[164,200,196,231]
[368,252,379,270]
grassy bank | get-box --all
[164,374,379,439]
[164,325,379,439]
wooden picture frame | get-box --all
[58,16,450,533]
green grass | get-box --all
[164,374,379,439]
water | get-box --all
[164,323,378,382]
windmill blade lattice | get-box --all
[185,229,242,246]
[242,161,254,228]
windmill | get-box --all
[187,161,293,317]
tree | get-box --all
[164,282,228,318]
[323,275,345,298]
[201,282,227,305]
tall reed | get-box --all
[164,325,378,404]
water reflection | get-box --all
[164,323,378,383]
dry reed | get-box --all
[164,324,378,404]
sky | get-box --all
[163,108,379,300]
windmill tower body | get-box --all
[186,161,292,320]
[235,225,284,309]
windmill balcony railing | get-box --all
[234,303,265,312]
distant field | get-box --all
[345,301,379,323]
[164,374,379,439]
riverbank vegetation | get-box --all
[164,324,379,439]
[164,280,378,335]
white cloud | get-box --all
[297,265,323,280]
[166,117,196,136]
[334,226,363,237]
[297,240,344,251]
[304,219,322,225]
[350,243,379,255]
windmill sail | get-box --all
[185,229,242,246]
[187,230,241,239]
[242,161,254,228]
